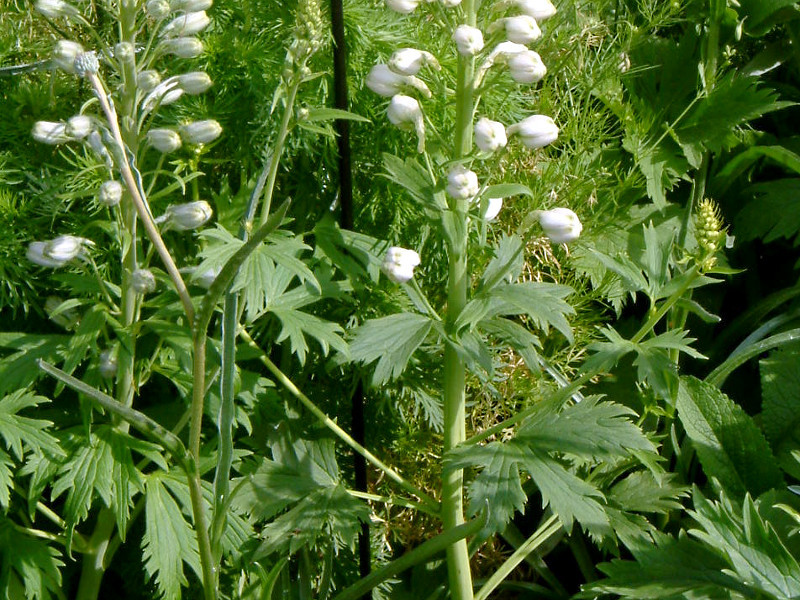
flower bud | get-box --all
[507,114,558,149]
[382,246,421,283]
[441,0,462,6]
[483,197,503,221]
[446,165,480,200]
[389,48,439,76]
[114,42,135,63]
[385,0,420,14]
[474,117,507,153]
[162,200,213,230]
[511,0,556,20]
[387,95,426,153]
[453,25,484,56]
[537,208,582,244]
[27,242,66,268]
[32,121,69,145]
[179,120,222,145]
[53,40,84,73]
[161,11,211,37]
[45,235,94,262]
[492,15,542,45]
[158,37,204,58]
[65,115,93,140]
[99,348,118,379]
[170,0,212,10]
[87,131,113,167]
[73,51,99,77]
[177,71,212,94]
[142,80,184,112]
[35,0,80,19]
[366,64,407,97]
[507,50,547,83]
[147,128,183,153]
[98,180,123,207]
[146,0,170,18]
[137,69,162,92]
[132,268,157,294]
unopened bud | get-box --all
[147,128,183,153]
[53,40,84,73]
[98,180,123,207]
[146,0,170,18]
[179,120,222,145]
[385,0,420,13]
[170,0,212,9]
[537,208,582,244]
[192,266,220,288]
[114,42,135,63]
[446,165,480,200]
[99,348,118,379]
[507,50,547,83]
[132,268,157,294]
[474,117,507,153]
[158,37,204,58]
[382,246,421,283]
[161,11,211,37]
[44,235,94,262]
[507,114,558,149]
[388,48,439,76]
[65,115,93,140]
[483,197,503,221]
[489,16,542,45]
[73,51,99,77]
[35,0,80,19]
[453,25,484,56]
[162,200,213,230]
[137,69,162,92]
[510,0,556,20]
[32,121,69,145]
[387,95,426,153]
[177,71,212,94]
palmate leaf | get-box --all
[0,333,69,398]
[677,376,784,498]
[0,515,63,600]
[349,312,434,386]
[142,472,201,600]
[608,471,688,515]
[271,307,348,365]
[479,234,525,292]
[0,448,12,509]
[0,390,63,461]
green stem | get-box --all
[706,328,800,387]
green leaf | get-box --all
[0,448,12,509]
[0,516,63,600]
[142,472,201,600]
[677,376,784,497]
[738,0,800,34]
[381,153,440,209]
[61,304,106,380]
[304,107,370,123]
[0,390,63,461]
[713,145,800,197]
[736,179,800,243]
[760,347,800,471]
[0,333,69,398]
[479,234,524,292]
[608,471,688,514]
[480,183,533,199]
[349,312,434,385]
[271,308,348,365]
[480,318,541,372]
[232,459,323,522]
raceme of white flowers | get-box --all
[382,247,421,284]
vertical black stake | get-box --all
[329,0,371,595]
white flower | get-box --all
[27,235,93,267]
[440,0,461,6]
[508,50,547,83]
[389,48,439,76]
[142,79,184,112]
[446,165,480,200]
[53,40,84,73]
[453,25,484,56]
[537,207,582,243]
[132,268,157,294]
[475,41,527,83]
[498,15,542,44]
[483,197,503,221]
[382,246,421,283]
[161,11,211,37]
[474,117,507,153]
[161,200,213,230]
[86,131,113,167]
[385,0,420,14]
[35,0,80,18]
[27,242,66,268]
[65,115,93,139]
[146,0,170,18]
[98,180,123,207]
[99,348,118,379]
[32,121,69,145]
[507,114,558,148]
[177,71,212,94]
[512,0,556,20]
[158,37,204,58]
[387,95,426,153]
[147,128,182,153]
[179,120,222,144]
[137,69,162,92]
[170,0,213,10]
[366,64,431,98]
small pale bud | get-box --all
[507,50,547,83]
[65,115,93,140]
[44,235,93,262]
[512,0,556,20]
[147,128,183,153]
[474,118,507,153]
[27,242,67,268]
[99,349,118,379]
[32,121,69,145]
[73,51,99,77]
[177,71,212,94]
[35,0,80,18]
[161,11,211,37]
[146,0,170,18]
[170,0,213,9]
[98,180,123,207]
[483,197,503,221]
[382,246,421,283]
[387,95,426,153]
[385,0,420,14]
[87,131,113,167]
[53,40,84,73]
[453,25,484,56]
[389,48,439,76]
[497,15,542,44]
[158,37,204,58]
[132,268,157,294]
[137,70,162,92]
[114,42,135,63]
[179,120,222,145]
[142,80,184,112]
[163,200,213,230]
[446,165,480,200]
[507,114,558,149]
[537,208,582,244]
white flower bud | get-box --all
[146,0,170,18]
[507,114,558,148]
[453,25,484,56]
[474,117,507,153]
[387,95,426,153]
[53,40,84,73]
[446,165,480,200]
[147,128,183,153]
[177,71,213,94]
[483,197,503,221]
[170,0,212,10]
[382,246,421,283]
[45,235,93,262]
[114,42,135,63]
[162,200,213,230]
[137,70,162,92]
[99,348,118,379]
[618,52,631,73]
[366,64,405,97]
[73,51,99,77]
[508,50,547,83]
[179,120,222,144]
[27,242,66,268]
[158,37,204,58]
[65,115,93,140]
[87,131,113,167]
[385,0,420,14]
[32,121,69,145]
[132,268,157,294]
[537,207,582,244]
[161,11,211,37]
[440,0,462,6]
[142,79,184,112]
[98,180,123,207]
[493,15,542,45]
[511,0,556,20]
[389,48,439,76]
[35,0,80,19]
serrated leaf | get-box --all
[233,459,323,522]
[61,304,106,380]
[0,448,12,509]
[736,179,800,243]
[0,515,63,600]
[0,333,68,397]
[271,308,347,365]
[760,347,800,459]
[0,390,63,461]
[480,318,541,372]
[608,471,688,514]
[479,234,525,292]
[481,183,533,199]
[143,472,201,600]
[677,376,784,497]
[381,153,439,208]
[349,312,433,385]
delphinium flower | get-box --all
[27,235,94,268]
[98,180,123,207]
[446,165,480,200]
[474,117,507,153]
[158,200,213,231]
[506,114,559,148]
[382,246,421,283]
[536,208,582,243]
[386,95,426,153]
